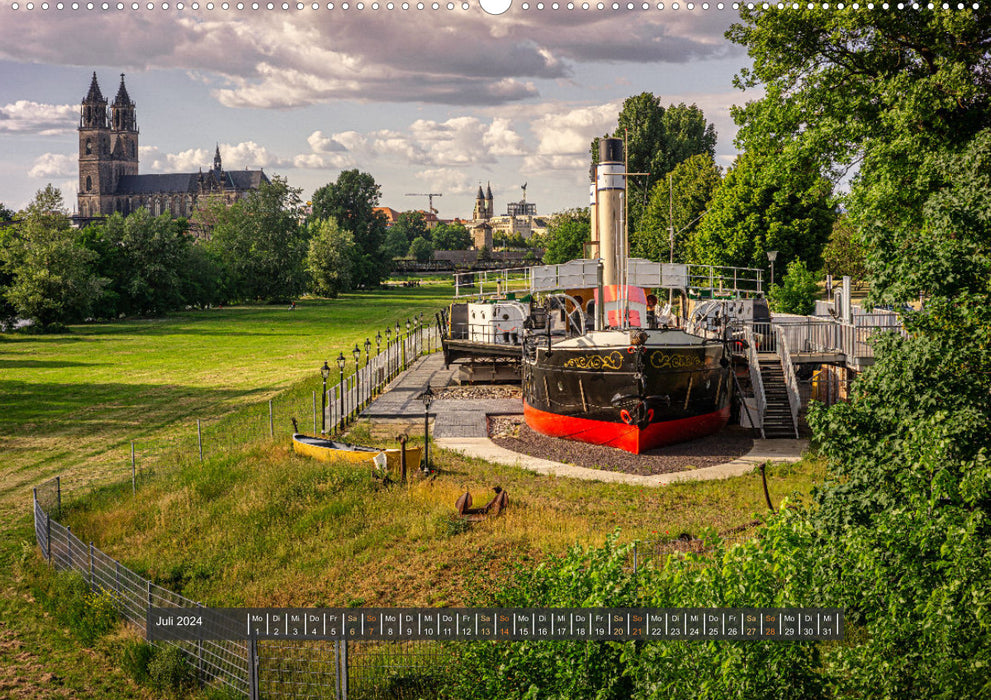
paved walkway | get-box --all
[361,353,808,485]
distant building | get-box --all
[468,181,546,246]
[76,72,268,224]
[373,207,440,229]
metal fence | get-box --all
[110,320,442,493]
[32,476,450,699]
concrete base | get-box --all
[433,437,809,487]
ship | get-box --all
[520,137,735,453]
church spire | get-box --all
[84,72,104,103]
[213,144,222,173]
[113,73,132,106]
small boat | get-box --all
[292,433,422,471]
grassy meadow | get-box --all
[1,282,826,697]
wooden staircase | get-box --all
[758,353,798,439]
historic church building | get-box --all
[77,72,268,222]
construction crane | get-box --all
[405,192,443,214]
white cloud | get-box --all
[307,130,348,153]
[414,168,476,196]
[0,101,77,136]
[28,153,75,178]
[292,152,355,170]
[530,101,623,156]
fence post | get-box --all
[66,526,72,569]
[197,420,203,462]
[147,580,153,617]
[248,632,260,700]
[334,640,342,700]
[32,487,38,547]
[341,639,349,700]
[131,442,136,495]
[56,476,61,519]
[45,510,51,563]
[116,560,121,597]
[269,400,274,438]
[89,543,94,591]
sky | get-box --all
[0,3,759,219]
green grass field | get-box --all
[1,284,825,698]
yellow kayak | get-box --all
[292,433,422,471]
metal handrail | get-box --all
[743,325,767,439]
[775,326,801,439]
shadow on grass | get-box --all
[0,360,106,369]
[0,379,258,438]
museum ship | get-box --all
[521,137,734,453]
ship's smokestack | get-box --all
[596,137,625,287]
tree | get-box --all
[727,8,991,305]
[821,215,867,283]
[89,209,191,316]
[311,170,388,288]
[687,150,835,274]
[1,185,104,330]
[431,222,472,251]
[542,209,591,265]
[205,177,307,303]
[767,259,819,315]
[407,236,434,263]
[306,217,356,298]
[635,154,722,263]
[0,203,20,330]
[381,226,410,260]
[391,211,429,246]
[591,94,717,240]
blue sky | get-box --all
[0,4,757,218]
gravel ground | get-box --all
[436,385,522,400]
[489,416,754,476]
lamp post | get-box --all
[405,318,411,366]
[385,326,392,379]
[364,338,371,367]
[352,344,362,412]
[336,352,346,431]
[419,385,435,473]
[375,331,382,387]
[767,250,779,288]
[320,361,330,434]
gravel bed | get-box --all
[489,416,754,476]
[436,385,522,400]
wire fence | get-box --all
[33,475,452,699]
[109,319,443,494]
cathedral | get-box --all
[76,72,268,223]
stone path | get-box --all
[361,353,808,485]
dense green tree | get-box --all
[688,151,835,275]
[381,226,410,260]
[635,154,722,263]
[591,94,717,240]
[1,185,104,330]
[306,217,357,298]
[407,236,434,263]
[542,209,591,265]
[95,209,191,316]
[205,177,307,303]
[431,222,472,251]
[311,170,388,288]
[391,211,429,246]
[727,8,991,305]
[0,204,20,330]
[767,259,819,315]
[821,215,867,282]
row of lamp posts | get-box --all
[317,314,432,471]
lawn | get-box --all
[1,283,825,697]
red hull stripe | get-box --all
[523,403,731,455]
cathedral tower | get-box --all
[110,74,139,183]
[78,72,112,218]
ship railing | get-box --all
[742,325,767,439]
[686,264,765,296]
[775,326,802,439]
[454,267,533,299]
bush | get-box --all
[43,571,119,645]
[147,643,196,692]
[768,259,819,315]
